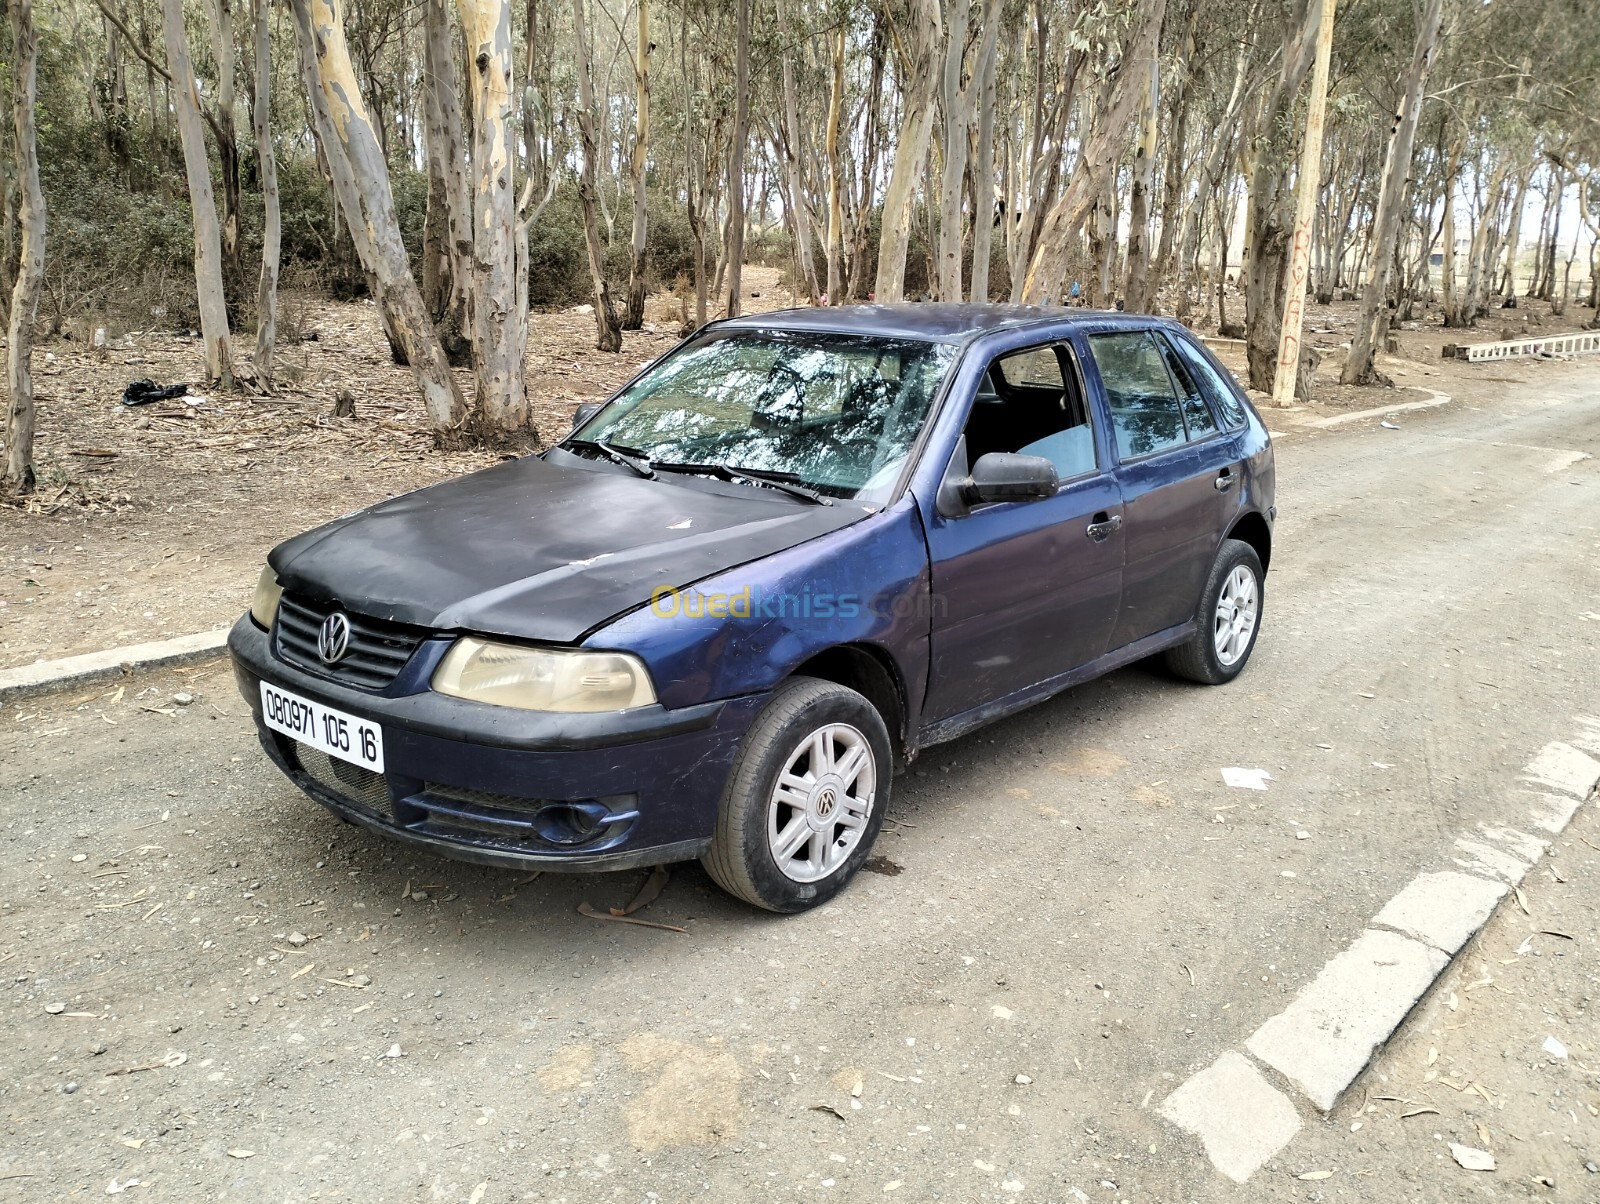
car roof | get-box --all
[715,303,1160,345]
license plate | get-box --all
[259,681,385,773]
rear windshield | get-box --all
[572,330,957,504]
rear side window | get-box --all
[1171,336,1248,429]
[1158,337,1219,441]
[1088,331,1186,460]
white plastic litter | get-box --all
[1222,767,1273,790]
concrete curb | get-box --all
[1297,388,1452,429]
[0,628,232,704]
[1159,730,1600,1182]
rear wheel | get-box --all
[1165,538,1264,684]
[702,677,890,913]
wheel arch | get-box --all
[1226,510,1272,572]
[791,643,910,771]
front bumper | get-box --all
[228,615,764,872]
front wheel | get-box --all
[702,677,891,913]
[1165,538,1265,684]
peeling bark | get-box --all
[459,0,527,430]
[625,0,651,328]
[4,0,43,493]
[572,0,621,351]
[295,0,466,433]
[163,0,236,389]
[726,0,751,317]
[251,0,280,381]
[421,0,473,363]
[876,0,941,303]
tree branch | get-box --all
[95,0,173,84]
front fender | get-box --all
[591,495,932,717]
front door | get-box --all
[922,340,1124,724]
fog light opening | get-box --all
[532,801,614,847]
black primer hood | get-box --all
[268,454,865,643]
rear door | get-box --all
[1081,327,1242,649]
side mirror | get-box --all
[569,401,603,433]
[963,453,1058,505]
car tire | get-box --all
[1165,538,1265,685]
[702,676,891,913]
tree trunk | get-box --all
[1123,63,1160,313]
[3,0,42,493]
[725,0,751,317]
[876,0,941,302]
[251,0,279,380]
[422,0,473,363]
[1499,164,1531,297]
[824,24,846,303]
[1175,28,1252,324]
[1439,144,1463,326]
[459,0,526,431]
[1147,66,1189,310]
[936,0,972,303]
[624,0,650,328]
[967,0,1000,303]
[163,0,236,389]
[1241,0,1322,391]
[571,0,621,350]
[205,0,244,293]
[1020,0,1167,305]
[289,0,401,361]
[775,0,818,305]
[848,23,887,301]
[296,0,466,432]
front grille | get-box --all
[422,782,536,811]
[274,594,425,691]
[292,742,394,819]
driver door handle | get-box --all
[1215,467,1237,492]
[1086,512,1122,541]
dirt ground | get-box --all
[4,276,1592,671]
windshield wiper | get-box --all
[566,438,656,480]
[652,460,832,506]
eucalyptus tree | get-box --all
[4,0,43,492]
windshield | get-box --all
[568,330,957,504]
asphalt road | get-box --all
[3,362,1597,1202]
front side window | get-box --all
[961,342,1098,481]
[1089,330,1188,460]
[571,331,957,503]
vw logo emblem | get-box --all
[318,612,351,665]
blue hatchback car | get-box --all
[231,305,1275,911]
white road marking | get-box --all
[1244,930,1448,1112]
[1371,872,1508,954]
[1159,1052,1302,1184]
[1514,788,1585,834]
[1520,741,1600,798]
[1450,837,1535,884]
[1566,715,1600,756]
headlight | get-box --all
[251,566,283,629]
[432,638,657,712]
